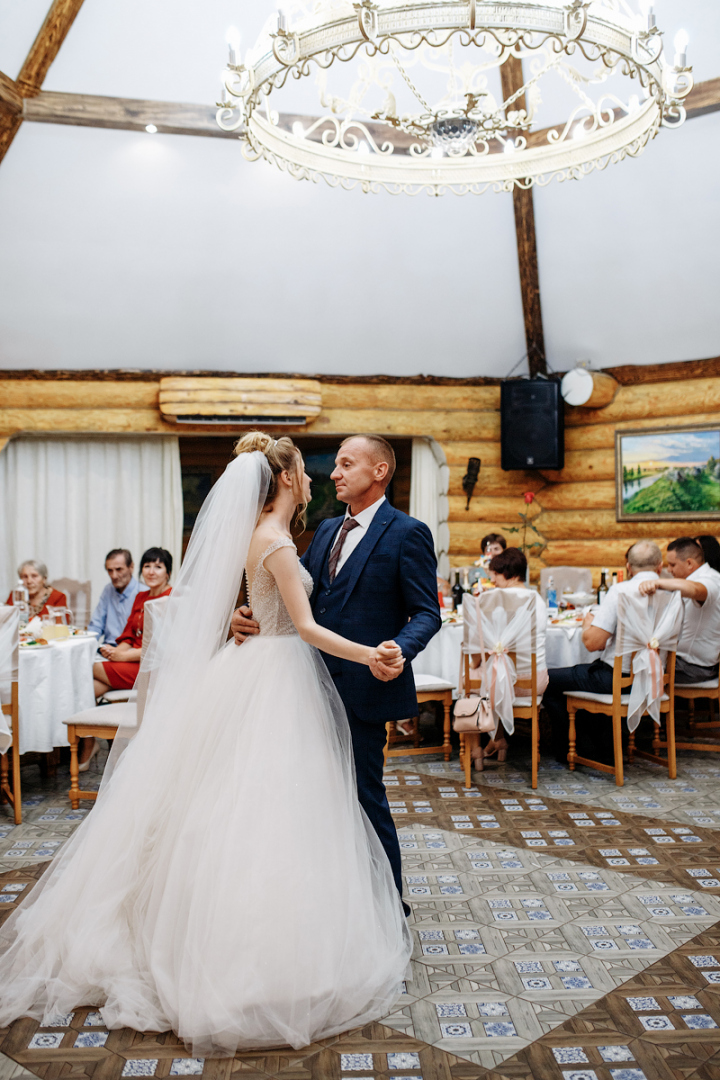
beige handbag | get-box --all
[453,693,495,734]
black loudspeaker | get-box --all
[500,379,564,471]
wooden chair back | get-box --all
[0,605,21,824]
[50,578,92,627]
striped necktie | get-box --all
[328,518,360,582]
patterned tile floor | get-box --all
[3,747,720,1078]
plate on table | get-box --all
[20,642,51,649]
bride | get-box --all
[0,433,412,1057]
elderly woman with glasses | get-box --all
[5,560,67,619]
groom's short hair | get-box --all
[341,434,396,485]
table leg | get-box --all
[68,726,80,810]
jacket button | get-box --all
[319,607,326,614]
[325,589,331,595]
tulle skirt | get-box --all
[0,635,411,1056]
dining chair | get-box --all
[667,679,720,753]
[458,590,542,789]
[540,566,593,601]
[64,596,168,808]
[50,578,92,629]
[384,672,454,763]
[0,606,21,824]
[564,590,682,786]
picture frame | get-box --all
[616,423,720,522]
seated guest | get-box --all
[88,548,147,645]
[92,547,172,700]
[5,560,67,620]
[481,533,506,559]
[696,535,720,574]
[81,548,172,771]
[469,546,548,765]
[476,532,507,586]
[543,540,663,763]
[638,536,720,684]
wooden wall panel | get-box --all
[2,368,719,583]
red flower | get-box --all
[523,491,535,504]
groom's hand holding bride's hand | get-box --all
[369,641,405,682]
[231,605,260,644]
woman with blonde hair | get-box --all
[0,433,411,1056]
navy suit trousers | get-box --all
[343,702,403,900]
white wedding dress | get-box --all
[0,454,411,1057]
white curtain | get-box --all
[0,437,183,611]
[409,437,450,579]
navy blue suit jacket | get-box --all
[300,502,442,722]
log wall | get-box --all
[1,368,719,582]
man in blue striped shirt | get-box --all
[88,549,147,644]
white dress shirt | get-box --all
[592,571,659,666]
[678,563,720,667]
[331,496,386,576]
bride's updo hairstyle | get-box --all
[233,431,308,531]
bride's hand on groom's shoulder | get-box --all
[231,605,260,645]
[369,640,405,682]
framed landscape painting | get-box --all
[616,424,720,521]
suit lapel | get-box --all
[339,503,396,611]
[308,517,343,597]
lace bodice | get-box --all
[249,537,313,637]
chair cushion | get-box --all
[513,696,544,707]
[64,703,137,729]
[675,680,719,691]
[565,691,669,705]
[100,689,137,704]
[414,673,455,692]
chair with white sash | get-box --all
[459,590,543,789]
[540,567,592,601]
[565,590,682,786]
[0,606,21,824]
[50,578,92,629]
[64,596,168,808]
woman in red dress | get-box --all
[92,547,173,699]
[5,560,67,620]
[80,549,173,772]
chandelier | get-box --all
[216,0,693,196]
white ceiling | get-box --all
[0,0,718,378]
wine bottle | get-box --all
[451,569,465,611]
[597,568,609,604]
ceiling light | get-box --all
[218,0,693,196]
[145,124,158,134]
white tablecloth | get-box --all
[412,621,593,691]
[18,637,96,754]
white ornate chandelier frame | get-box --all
[217,1,693,195]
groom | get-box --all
[232,434,441,911]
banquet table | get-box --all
[412,618,593,692]
[18,636,97,755]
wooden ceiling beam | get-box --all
[0,0,86,164]
[0,72,23,114]
[23,92,238,138]
[500,55,547,378]
[17,75,720,147]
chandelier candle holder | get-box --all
[216,0,692,195]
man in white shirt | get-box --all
[638,536,720,684]
[544,540,663,763]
